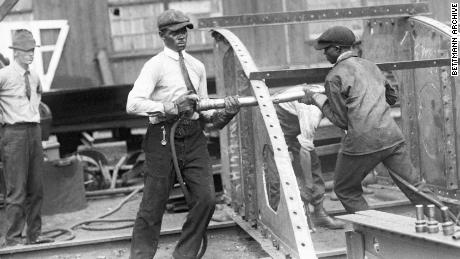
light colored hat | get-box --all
[9,29,39,51]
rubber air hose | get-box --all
[170,119,208,259]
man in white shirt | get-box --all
[275,86,344,229]
[0,29,53,246]
[127,9,239,259]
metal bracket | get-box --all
[248,58,450,86]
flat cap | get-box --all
[9,29,39,51]
[157,9,193,31]
[314,26,355,50]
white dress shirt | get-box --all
[278,86,323,151]
[0,61,41,124]
[127,46,213,124]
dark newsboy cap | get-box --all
[9,29,39,51]
[157,9,193,31]
[314,26,355,50]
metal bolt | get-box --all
[441,206,455,236]
[427,204,440,234]
[452,231,460,240]
[415,204,427,233]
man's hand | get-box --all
[174,90,199,114]
[224,95,240,115]
[299,88,316,105]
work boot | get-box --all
[311,202,345,229]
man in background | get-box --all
[0,29,52,246]
[274,85,344,229]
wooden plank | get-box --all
[34,0,111,89]
[0,0,19,22]
[315,143,341,157]
[97,50,115,85]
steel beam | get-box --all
[0,0,19,22]
[338,210,460,259]
[249,58,450,86]
[198,3,429,28]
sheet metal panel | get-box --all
[410,16,457,189]
[213,28,316,259]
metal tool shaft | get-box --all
[196,90,308,111]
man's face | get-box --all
[161,27,188,51]
[14,48,34,65]
[323,46,340,64]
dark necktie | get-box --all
[178,51,196,94]
[24,70,31,100]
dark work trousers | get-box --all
[130,121,216,259]
[334,141,435,213]
[287,140,325,205]
[266,142,325,209]
[1,123,44,244]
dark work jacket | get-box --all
[321,52,404,155]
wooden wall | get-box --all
[222,0,310,69]
[33,0,111,89]
[2,0,451,89]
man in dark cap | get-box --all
[300,26,441,213]
[127,9,239,259]
[0,29,52,246]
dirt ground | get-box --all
[0,183,411,259]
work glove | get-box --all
[384,80,398,105]
[224,95,240,115]
[300,87,328,108]
[174,90,199,115]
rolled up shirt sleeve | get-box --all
[295,102,322,151]
[126,61,165,116]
